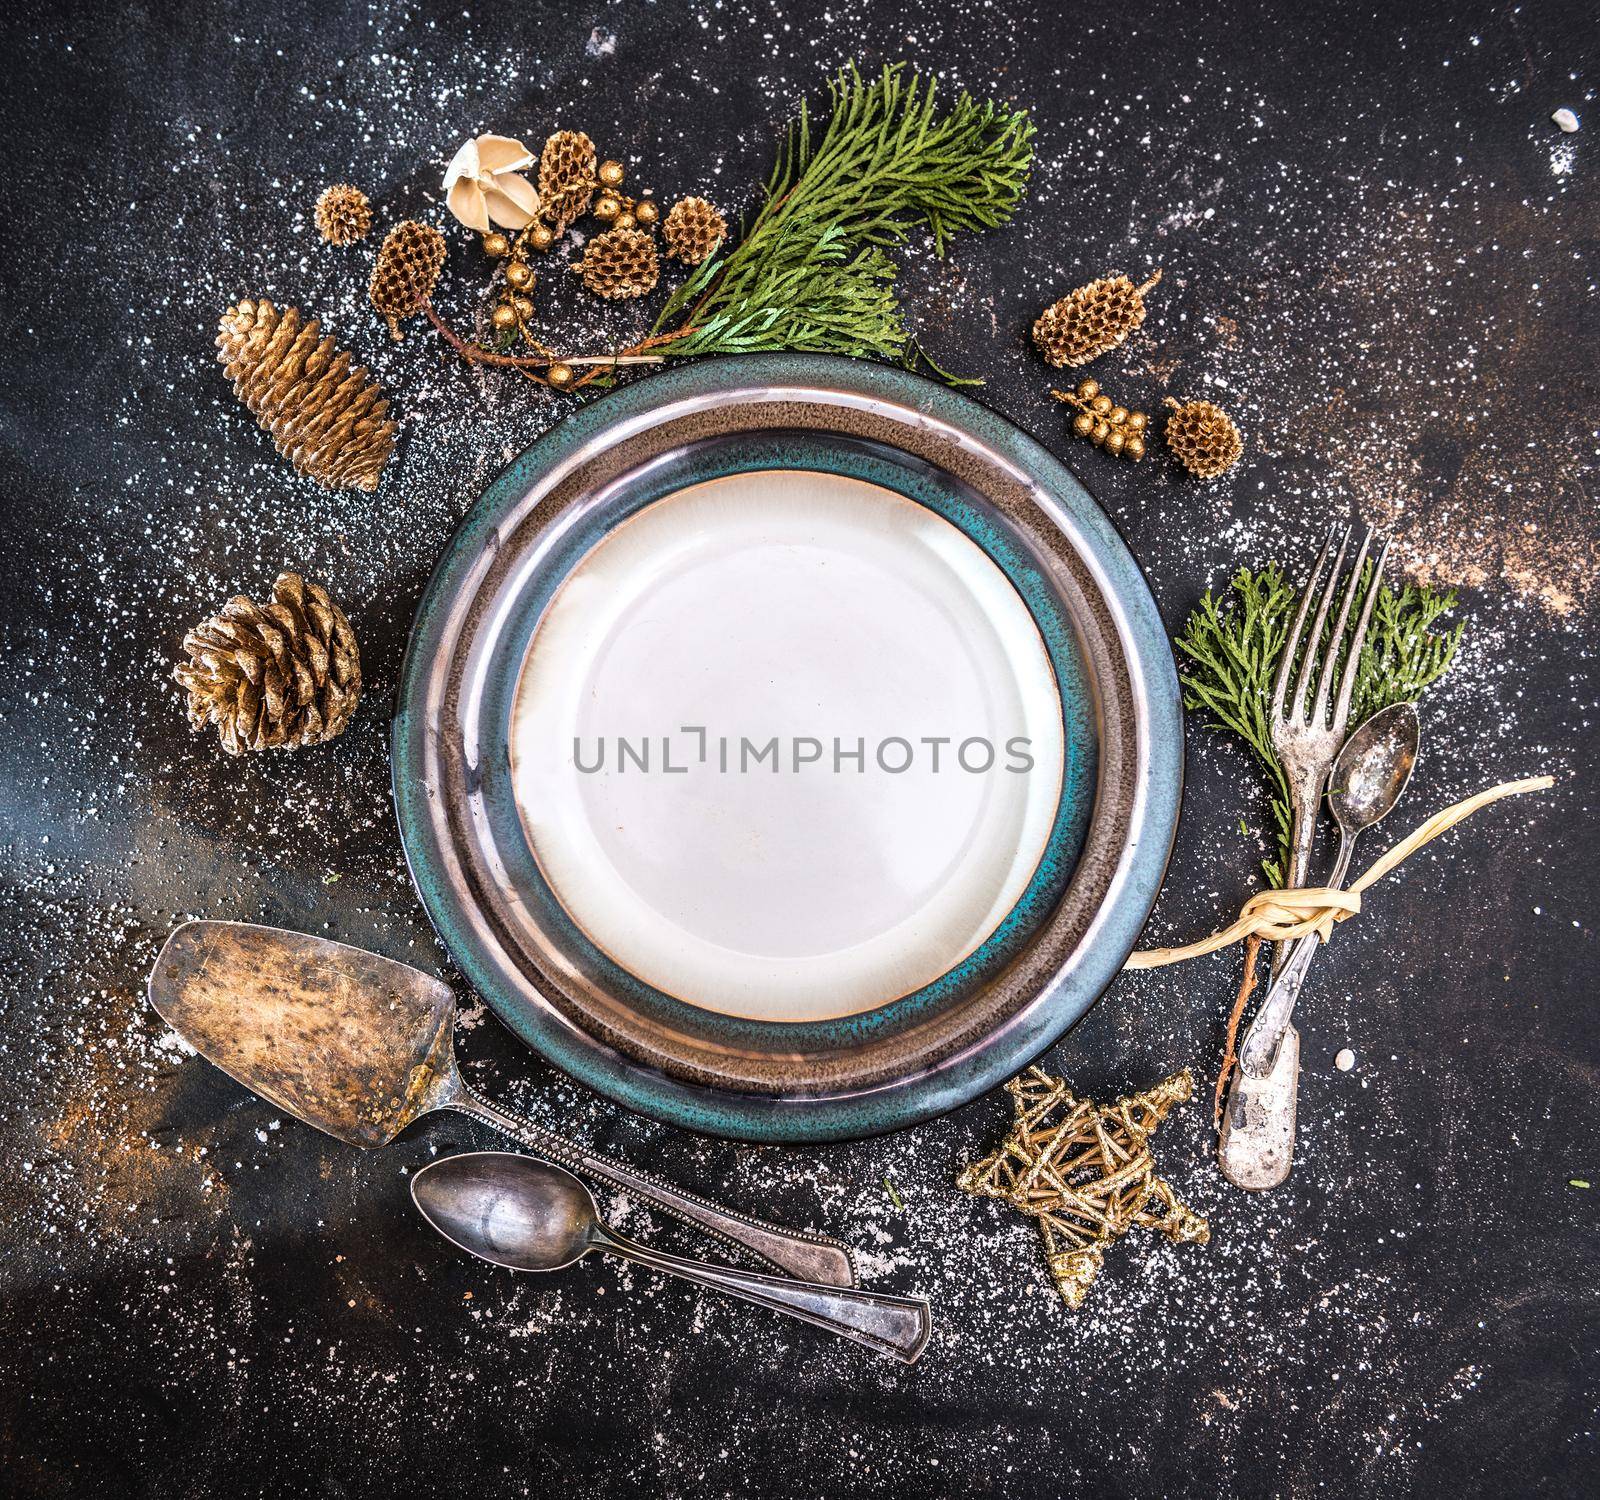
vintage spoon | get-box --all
[1219,701,1421,1189]
[412,1152,933,1364]
[147,920,857,1286]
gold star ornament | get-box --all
[957,1066,1210,1309]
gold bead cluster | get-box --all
[1052,379,1149,460]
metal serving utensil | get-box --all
[147,920,857,1286]
[412,1152,932,1364]
[1219,701,1420,1188]
[1216,527,1388,1191]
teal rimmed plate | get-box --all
[393,354,1181,1142]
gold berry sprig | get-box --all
[435,137,673,389]
[1052,379,1149,460]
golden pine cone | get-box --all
[216,298,396,492]
[539,130,597,231]
[175,573,362,756]
[576,226,659,300]
[662,196,727,264]
[1163,398,1243,478]
[314,183,372,245]
[369,219,447,335]
[1033,270,1162,369]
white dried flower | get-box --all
[443,134,541,232]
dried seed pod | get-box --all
[1051,378,1149,461]
[1163,397,1243,478]
[539,130,597,231]
[313,184,373,245]
[663,196,727,265]
[216,298,396,491]
[175,572,361,755]
[1033,269,1162,369]
[369,219,447,337]
[575,226,659,300]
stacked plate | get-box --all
[394,355,1181,1142]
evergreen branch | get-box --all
[651,62,1034,369]
[1175,563,1465,885]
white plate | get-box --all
[509,469,1066,1023]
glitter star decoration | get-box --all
[957,1066,1210,1309]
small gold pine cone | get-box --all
[313,183,373,245]
[1163,397,1243,478]
[539,130,597,232]
[662,196,727,264]
[1033,270,1162,369]
[576,226,659,300]
[175,573,362,756]
[369,219,447,336]
[216,299,396,492]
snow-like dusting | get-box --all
[1,1,1594,1495]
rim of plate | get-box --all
[393,353,1183,1143]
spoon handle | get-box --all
[1236,825,1359,1078]
[593,1227,932,1364]
[1218,1024,1300,1190]
[448,1090,859,1288]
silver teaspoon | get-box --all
[412,1152,933,1365]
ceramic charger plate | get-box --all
[393,354,1182,1143]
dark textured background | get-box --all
[1,2,1596,1496]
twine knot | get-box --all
[1126,775,1553,971]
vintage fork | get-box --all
[1217,524,1388,1189]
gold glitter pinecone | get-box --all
[175,573,362,756]
[369,219,447,336]
[1163,397,1243,478]
[1033,270,1162,369]
[576,226,659,300]
[539,129,597,232]
[313,183,372,245]
[216,299,396,492]
[662,196,727,264]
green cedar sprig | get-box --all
[1175,563,1465,885]
[650,62,1034,372]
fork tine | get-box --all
[1312,529,1372,725]
[1331,533,1390,732]
[1289,525,1350,723]
[1272,526,1336,720]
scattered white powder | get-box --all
[2,5,1592,1492]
